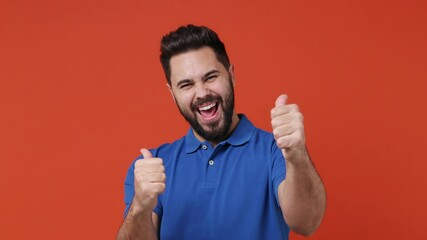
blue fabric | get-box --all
[123,114,289,239]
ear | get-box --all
[228,64,236,87]
[167,83,176,103]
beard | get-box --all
[175,79,235,143]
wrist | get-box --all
[283,146,310,167]
[129,198,152,218]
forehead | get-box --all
[169,47,225,85]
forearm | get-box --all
[279,151,326,236]
[116,200,158,240]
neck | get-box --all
[193,113,240,147]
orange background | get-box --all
[1,0,426,239]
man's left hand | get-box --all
[271,94,308,163]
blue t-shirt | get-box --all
[123,115,289,239]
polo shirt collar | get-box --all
[185,114,255,153]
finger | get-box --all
[138,182,166,197]
[271,104,300,118]
[151,182,166,194]
[276,135,294,150]
[275,94,288,107]
[144,172,166,183]
[273,121,304,140]
[140,148,153,159]
[273,124,295,139]
[271,112,303,129]
[135,159,164,172]
[276,132,305,150]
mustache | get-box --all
[191,95,222,111]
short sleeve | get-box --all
[271,142,287,207]
[123,159,136,217]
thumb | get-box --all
[140,148,153,159]
[275,94,288,107]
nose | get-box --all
[194,82,209,99]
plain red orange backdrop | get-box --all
[1,0,426,239]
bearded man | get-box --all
[116,24,326,240]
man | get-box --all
[116,24,326,240]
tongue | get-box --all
[200,105,217,118]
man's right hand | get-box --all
[133,148,166,215]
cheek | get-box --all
[214,85,232,98]
[175,92,194,108]
[207,82,227,96]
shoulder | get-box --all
[154,135,186,157]
[235,114,275,148]
[250,126,276,147]
[246,125,283,163]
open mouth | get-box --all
[197,102,219,121]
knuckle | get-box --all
[271,118,279,128]
[270,118,275,126]
[154,158,163,165]
[135,176,145,185]
[147,192,157,199]
[154,183,166,194]
[284,137,291,148]
[293,112,302,121]
[145,158,156,164]
[298,112,304,122]
[273,128,281,139]
[134,159,144,167]
[138,185,148,194]
[296,122,304,130]
[276,137,285,148]
[298,132,306,142]
[133,173,141,180]
[270,108,276,117]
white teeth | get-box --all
[199,103,216,111]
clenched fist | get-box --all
[271,94,308,163]
[133,148,166,213]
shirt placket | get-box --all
[201,142,218,189]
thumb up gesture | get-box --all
[133,149,166,213]
[271,94,308,162]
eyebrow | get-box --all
[202,70,220,80]
[176,79,192,88]
[175,70,220,87]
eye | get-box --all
[179,83,192,89]
[206,75,218,81]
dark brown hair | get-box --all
[160,24,230,85]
